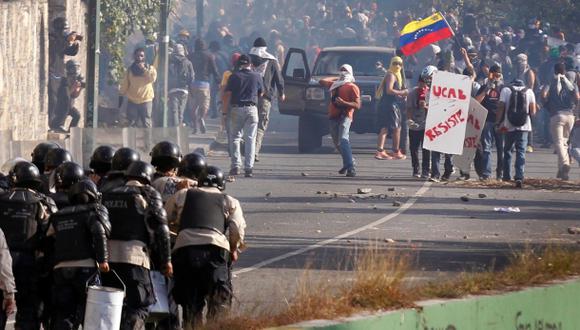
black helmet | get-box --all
[31,142,60,173]
[150,141,182,170]
[177,152,206,180]
[65,59,80,75]
[44,148,73,171]
[202,166,225,190]
[54,162,84,190]
[89,145,116,175]
[125,161,155,184]
[68,179,101,204]
[111,148,140,171]
[9,161,41,188]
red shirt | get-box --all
[320,79,361,120]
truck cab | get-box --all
[280,46,395,152]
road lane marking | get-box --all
[233,182,432,275]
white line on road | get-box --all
[233,182,432,275]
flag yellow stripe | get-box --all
[400,13,445,35]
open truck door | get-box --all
[279,48,310,116]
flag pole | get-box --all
[440,12,463,48]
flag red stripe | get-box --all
[401,28,454,56]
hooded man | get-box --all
[168,44,195,127]
[249,37,285,162]
[319,64,361,177]
[189,38,219,134]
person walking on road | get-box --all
[165,166,246,328]
[189,38,219,134]
[223,54,263,178]
[119,48,157,128]
[319,64,361,177]
[249,37,286,162]
[496,79,537,188]
[375,56,408,160]
[168,44,195,127]
[541,63,579,180]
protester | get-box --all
[319,64,361,177]
[375,56,408,160]
[496,79,537,188]
[513,54,537,153]
[168,44,195,127]
[189,38,219,134]
[541,63,579,180]
[119,48,158,128]
[51,60,84,133]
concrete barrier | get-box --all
[281,279,579,330]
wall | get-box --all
[0,0,49,141]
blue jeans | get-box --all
[229,105,259,171]
[430,152,453,178]
[480,121,504,179]
[502,131,528,181]
[330,117,354,170]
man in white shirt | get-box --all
[496,79,537,188]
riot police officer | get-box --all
[50,179,110,330]
[88,145,116,187]
[152,151,204,204]
[0,161,57,329]
[50,161,85,209]
[165,166,246,327]
[41,148,73,194]
[102,161,172,329]
[31,142,60,174]
[99,147,140,193]
[150,141,182,182]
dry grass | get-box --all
[451,178,580,191]
[204,245,580,329]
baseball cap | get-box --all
[238,54,251,65]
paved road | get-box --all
[204,111,580,314]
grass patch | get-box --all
[205,245,580,329]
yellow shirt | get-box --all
[119,66,157,104]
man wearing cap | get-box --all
[249,37,286,162]
[319,64,361,177]
[223,55,264,178]
[476,64,505,180]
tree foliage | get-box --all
[101,0,161,84]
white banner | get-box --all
[423,71,472,155]
[454,98,488,173]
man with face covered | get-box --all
[119,48,158,128]
[51,60,84,133]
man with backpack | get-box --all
[168,44,195,127]
[541,63,579,181]
[496,79,537,188]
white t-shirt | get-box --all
[499,86,536,132]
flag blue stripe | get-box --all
[399,20,450,47]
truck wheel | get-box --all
[298,115,323,153]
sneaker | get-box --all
[229,167,240,176]
[429,176,440,183]
[412,171,420,178]
[244,169,253,178]
[346,169,356,177]
[515,180,523,188]
[192,126,198,135]
[254,155,260,163]
[421,172,430,179]
[526,145,534,153]
[374,150,393,160]
[556,168,562,179]
[441,172,452,182]
[561,165,571,181]
[199,119,207,134]
[338,167,348,175]
[53,126,69,134]
[392,151,407,160]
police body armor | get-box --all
[179,189,227,233]
[99,171,126,192]
[102,186,149,243]
[51,204,106,263]
[49,191,70,209]
[0,189,43,251]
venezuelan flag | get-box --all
[399,13,454,56]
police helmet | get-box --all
[177,152,206,180]
[202,166,225,191]
[31,142,60,173]
[111,148,140,171]
[125,161,155,185]
[68,179,101,204]
[89,145,116,175]
[44,148,73,172]
[54,162,85,190]
[9,161,41,188]
[150,141,182,170]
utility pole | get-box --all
[158,0,170,127]
[196,0,204,37]
[86,0,101,128]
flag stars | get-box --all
[413,28,434,40]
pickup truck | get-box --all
[280,46,396,152]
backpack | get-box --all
[506,87,529,127]
[546,77,575,112]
